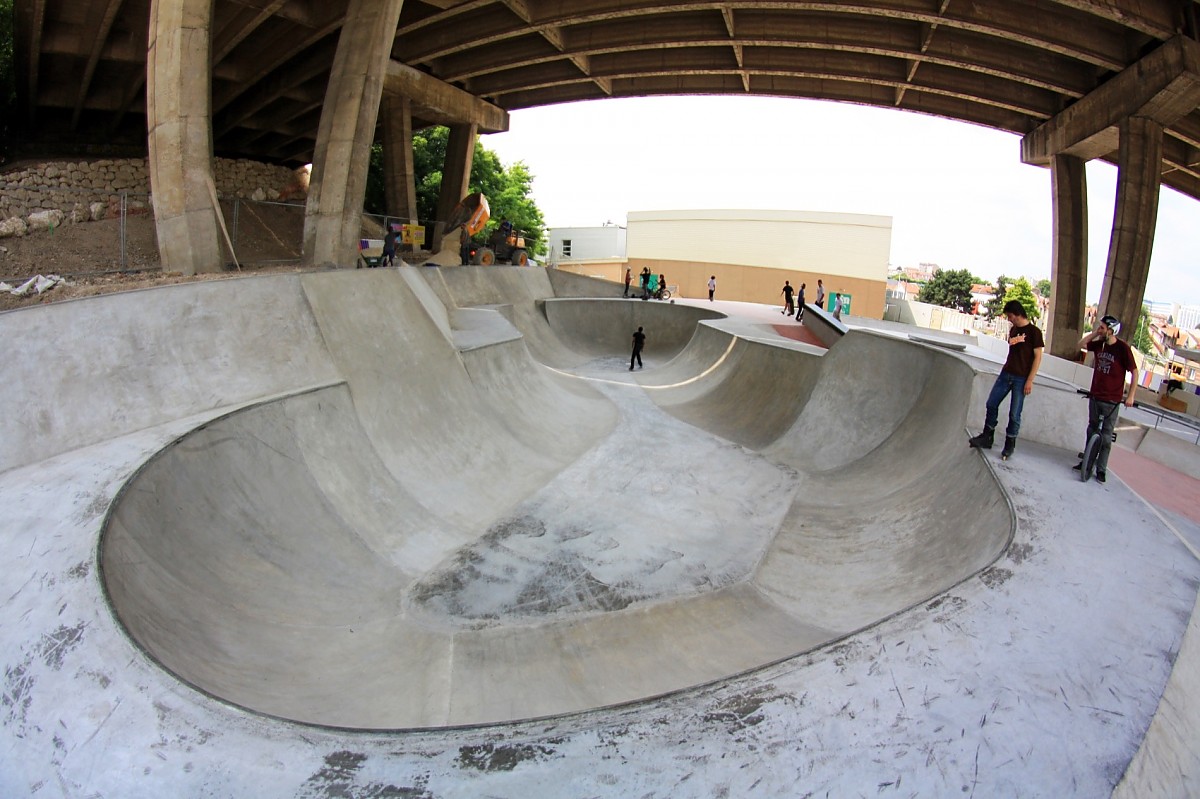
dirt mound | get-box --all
[0,202,404,312]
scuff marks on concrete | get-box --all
[2,661,35,733]
[299,750,432,798]
[38,622,87,669]
[927,594,968,624]
[1006,542,1034,566]
[456,740,560,772]
[979,568,1014,590]
[703,684,794,733]
[410,514,649,625]
[3,620,89,735]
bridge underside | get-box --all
[8,0,1200,346]
[12,0,1200,197]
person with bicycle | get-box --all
[1075,315,1138,483]
[968,300,1044,460]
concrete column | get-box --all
[382,94,419,225]
[303,0,406,268]
[146,0,223,275]
[431,122,477,250]
[1047,154,1088,359]
[1098,116,1163,333]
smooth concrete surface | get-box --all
[2,268,1199,796]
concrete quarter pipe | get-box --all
[1,267,1196,795]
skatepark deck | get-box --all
[1,267,1198,796]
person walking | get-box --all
[708,275,716,301]
[382,227,397,267]
[1074,315,1138,483]
[832,293,844,320]
[815,279,826,311]
[968,300,1044,460]
[780,280,794,316]
[630,326,646,370]
[795,283,806,321]
[624,267,632,297]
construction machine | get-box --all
[469,222,531,266]
[425,193,534,266]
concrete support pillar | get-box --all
[1098,116,1163,333]
[381,95,419,225]
[146,0,223,276]
[303,0,406,268]
[431,122,477,250]
[1047,154,1088,359]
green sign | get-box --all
[827,293,851,315]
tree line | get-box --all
[912,267,1154,354]
[913,268,1046,321]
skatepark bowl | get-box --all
[86,266,1009,730]
[17,266,1200,795]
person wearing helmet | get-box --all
[1075,315,1138,483]
[968,300,1044,459]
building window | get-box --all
[562,239,572,258]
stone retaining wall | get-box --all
[0,158,309,236]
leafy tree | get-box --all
[1001,277,1040,322]
[365,126,547,256]
[1131,304,1153,355]
[986,275,1011,318]
[917,268,977,313]
[1035,278,1051,298]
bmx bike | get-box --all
[656,287,672,301]
[1076,389,1122,483]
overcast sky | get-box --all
[483,95,1198,308]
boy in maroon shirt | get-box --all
[1075,314,1138,483]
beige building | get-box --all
[555,209,892,318]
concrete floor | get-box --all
[1,267,1198,796]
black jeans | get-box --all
[1086,398,1121,473]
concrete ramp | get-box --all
[97,269,1011,729]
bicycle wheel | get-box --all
[660,288,671,300]
[1080,433,1101,482]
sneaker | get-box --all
[1096,471,1106,483]
[1071,462,1082,471]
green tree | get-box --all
[1001,277,1040,322]
[917,268,977,313]
[365,127,547,256]
[1035,278,1051,298]
[986,275,1011,318]
[1131,304,1154,355]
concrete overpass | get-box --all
[9,0,1200,351]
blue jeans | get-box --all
[984,371,1027,438]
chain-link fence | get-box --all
[0,182,536,279]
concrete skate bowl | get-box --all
[98,267,1011,730]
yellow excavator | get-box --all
[426,193,532,266]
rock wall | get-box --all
[0,158,309,236]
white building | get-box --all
[549,209,892,318]
[547,225,627,265]
[1173,303,1200,331]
